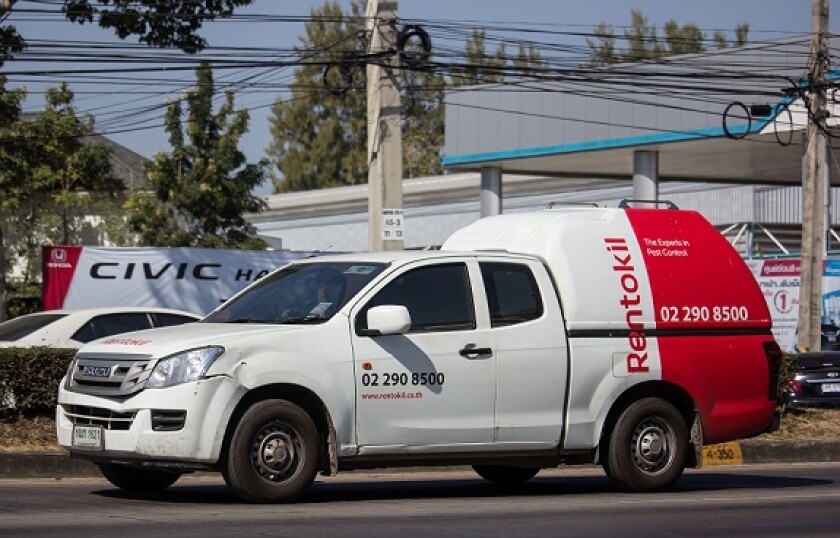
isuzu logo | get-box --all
[82,365,111,378]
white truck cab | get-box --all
[56,204,781,503]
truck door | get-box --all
[350,260,497,451]
[478,259,568,446]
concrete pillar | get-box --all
[633,150,659,205]
[480,166,502,217]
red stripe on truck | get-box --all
[623,208,776,442]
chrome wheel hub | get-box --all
[252,422,299,481]
[630,417,674,475]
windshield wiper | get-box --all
[280,316,326,325]
[227,317,274,324]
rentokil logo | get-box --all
[605,237,649,373]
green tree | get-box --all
[0,82,119,317]
[268,1,369,192]
[587,10,750,66]
[0,75,26,321]
[452,28,508,86]
[454,28,545,85]
[0,0,256,319]
[25,84,120,246]
[402,63,446,179]
[0,0,254,66]
[513,43,546,75]
[714,23,750,49]
[622,9,665,62]
[128,62,267,249]
[663,21,705,56]
[268,3,545,193]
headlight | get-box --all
[65,355,78,380]
[146,346,225,389]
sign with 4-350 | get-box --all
[702,442,743,465]
[361,372,445,387]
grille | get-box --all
[66,353,154,397]
[65,405,135,431]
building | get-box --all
[251,36,840,256]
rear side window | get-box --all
[0,313,67,341]
[359,263,475,333]
[153,313,199,327]
[71,313,153,343]
[480,262,543,327]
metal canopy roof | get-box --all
[443,132,826,185]
[442,37,840,186]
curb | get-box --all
[701,440,840,466]
[0,451,99,479]
[3,441,840,480]
[740,440,840,464]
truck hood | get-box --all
[77,321,318,358]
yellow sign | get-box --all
[703,442,744,465]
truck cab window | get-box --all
[479,262,543,327]
[359,263,475,333]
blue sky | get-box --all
[3,1,838,195]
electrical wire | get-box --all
[1,4,834,154]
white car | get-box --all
[0,307,201,349]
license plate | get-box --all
[72,425,103,449]
[82,365,111,378]
[821,383,840,393]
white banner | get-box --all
[43,246,311,315]
[748,258,840,352]
[748,259,800,352]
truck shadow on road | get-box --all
[92,471,833,505]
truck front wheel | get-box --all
[603,397,688,492]
[223,399,319,503]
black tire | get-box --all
[602,398,688,492]
[472,464,540,485]
[97,464,180,494]
[223,399,319,503]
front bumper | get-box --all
[56,375,246,467]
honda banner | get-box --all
[43,246,311,315]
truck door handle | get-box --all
[459,346,492,358]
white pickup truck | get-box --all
[56,204,781,503]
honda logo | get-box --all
[51,249,67,263]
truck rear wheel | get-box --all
[603,397,687,492]
[98,464,180,494]
[223,399,319,503]
[473,464,540,485]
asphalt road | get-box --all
[1,463,838,537]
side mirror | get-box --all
[366,305,411,335]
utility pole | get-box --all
[366,0,403,251]
[798,0,830,352]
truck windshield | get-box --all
[204,262,387,325]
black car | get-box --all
[784,352,840,408]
